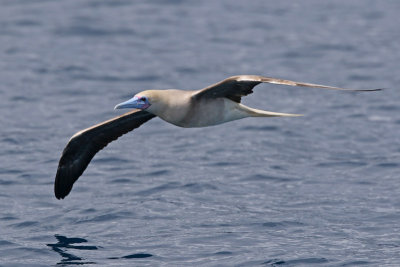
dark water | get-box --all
[1,0,399,266]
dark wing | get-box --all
[54,109,156,199]
[193,75,382,103]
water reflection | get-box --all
[108,253,153,259]
[47,235,98,265]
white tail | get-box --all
[238,103,302,117]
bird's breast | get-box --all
[160,98,248,128]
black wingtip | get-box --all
[54,183,67,200]
[54,167,73,200]
[55,194,64,200]
[54,186,65,200]
[54,185,67,200]
[356,88,384,92]
[54,183,71,200]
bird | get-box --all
[54,75,380,199]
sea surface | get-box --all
[1,0,399,266]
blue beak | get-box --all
[114,96,148,110]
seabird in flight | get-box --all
[54,75,380,199]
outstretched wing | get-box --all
[193,75,382,103]
[54,109,156,199]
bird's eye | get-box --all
[140,97,146,102]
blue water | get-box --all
[1,0,399,266]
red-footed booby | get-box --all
[54,75,380,199]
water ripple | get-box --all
[263,257,329,266]
[1,0,399,265]
[262,220,305,228]
[243,174,299,183]
[54,25,135,37]
[135,182,180,196]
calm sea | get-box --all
[1,0,399,266]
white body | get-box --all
[145,90,299,128]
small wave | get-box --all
[175,66,198,74]
[348,74,375,81]
[53,25,135,37]
[262,220,305,228]
[59,65,88,73]
[263,257,329,265]
[182,182,218,193]
[240,125,279,132]
[88,0,132,8]
[243,174,298,183]
[0,216,18,221]
[76,212,131,224]
[376,162,399,168]
[108,178,133,184]
[14,19,41,27]
[10,221,39,229]
[0,240,15,247]
[139,169,171,177]
[340,260,371,266]
[375,104,399,112]
[70,73,160,83]
[315,43,356,52]
[206,161,238,167]
[0,179,18,185]
[368,115,391,122]
[135,181,180,196]
[10,95,37,103]
[214,251,232,255]
[316,161,367,168]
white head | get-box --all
[114,91,155,110]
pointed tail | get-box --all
[238,103,302,117]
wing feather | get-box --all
[193,75,381,102]
[54,109,155,199]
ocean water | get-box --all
[1,0,400,266]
